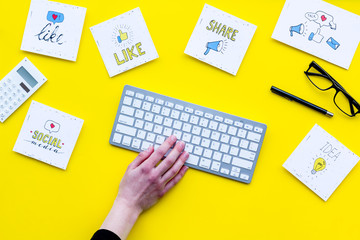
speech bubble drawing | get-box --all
[44,120,61,133]
[305,11,336,30]
[46,11,64,24]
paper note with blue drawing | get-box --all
[21,0,86,61]
[283,124,359,201]
[272,0,360,69]
[90,8,158,77]
[185,4,256,76]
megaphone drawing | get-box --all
[204,40,224,55]
[289,24,304,37]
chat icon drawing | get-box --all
[305,11,336,30]
[47,11,64,24]
[44,120,61,133]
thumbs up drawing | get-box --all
[117,30,128,43]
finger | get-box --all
[145,135,177,168]
[155,141,185,176]
[129,145,154,169]
[161,151,189,184]
[161,166,188,195]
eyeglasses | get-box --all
[304,61,360,117]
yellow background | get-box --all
[1,0,360,239]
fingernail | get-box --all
[184,151,189,158]
[170,135,177,141]
[147,145,152,151]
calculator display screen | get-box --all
[17,66,38,88]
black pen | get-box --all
[271,86,334,117]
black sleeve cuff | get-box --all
[91,229,121,240]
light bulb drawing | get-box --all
[311,157,326,174]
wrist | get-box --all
[113,196,142,223]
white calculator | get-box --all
[0,58,47,123]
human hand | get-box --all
[117,135,189,213]
[100,135,189,239]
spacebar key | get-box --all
[116,124,137,136]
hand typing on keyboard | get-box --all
[97,135,189,240]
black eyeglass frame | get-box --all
[304,61,360,117]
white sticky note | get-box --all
[272,0,360,69]
[90,8,158,77]
[21,0,86,61]
[283,124,359,201]
[13,101,84,170]
[185,4,257,75]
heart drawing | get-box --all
[321,15,327,21]
[50,123,55,128]
[52,14,58,20]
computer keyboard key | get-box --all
[218,123,228,133]
[240,139,249,149]
[229,147,239,156]
[213,152,222,161]
[214,116,223,122]
[237,129,247,138]
[116,124,137,136]
[244,124,253,130]
[132,139,141,149]
[154,125,163,134]
[133,99,142,108]
[182,123,191,132]
[190,115,199,125]
[144,113,154,122]
[186,155,199,166]
[146,133,156,142]
[155,99,164,105]
[180,112,190,122]
[254,127,263,133]
[191,136,201,145]
[156,135,165,144]
[230,170,240,178]
[205,113,213,119]
[144,122,154,131]
[121,106,135,116]
[201,129,211,138]
[134,119,144,129]
[240,149,256,161]
[210,131,220,141]
[220,144,229,153]
[199,158,211,169]
[201,138,211,148]
[161,107,171,116]
[113,133,122,143]
[173,120,182,130]
[135,109,144,118]
[222,154,231,164]
[175,104,184,111]
[151,105,161,114]
[210,141,220,151]
[199,118,208,127]
[142,102,151,111]
[220,168,230,175]
[145,96,154,102]
[220,134,230,144]
[230,136,240,146]
[225,118,233,124]
[154,115,163,124]
[194,146,203,155]
[118,114,135,126]
[123,96,133,105]
[209,121,218,130]
[182,133,191,142]
[122,136,132,146]
[232,166,241,173]
[165,101,174,107]
[195,110,203,116]
[192,126,201,135]
[228,126,237,136]
[135,93,144,99]
[247,132,261,142]
[249,142,259,152]
[184,143,194,153]
[232,157,253,170]
[171,110,180,119]
[137,130,146,139]
[125,90,134,96]
[173,130,182,139]
[203,149,212,158]
[141,141,151,150]
[240,174,249,181]
[185,107,194,113]
[211,161,220,172]
[164,118,173,127]
[163,128,172,136]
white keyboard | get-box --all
[110,85,267,183]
